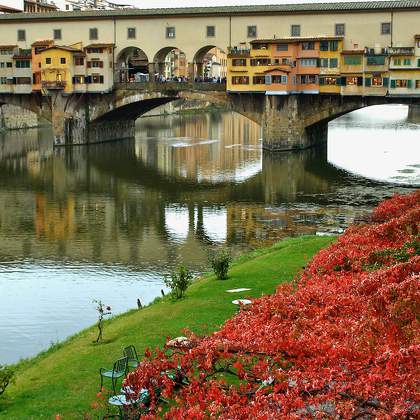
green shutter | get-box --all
[383,77,389,87]
[340,76,346,86]
[329,58,338,68]
[319,77,325,86]
[264,75,272,85]
[418,59,420,67]
[365,77,372,87]
[390,79,396,88]
[407,80,413,89]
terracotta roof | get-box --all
[84,43,115,48]
[0,1,419,21]
[41,45,84,53]
[251,36,344,44]
[31,40,54,46]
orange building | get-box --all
[227,36,342,95]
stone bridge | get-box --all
[1,85,419,151]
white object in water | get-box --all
[226,288,251,293]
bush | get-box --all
[165,265,193,300]
[210,249,232,280]
[0,365,15,396]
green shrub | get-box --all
[210,249,232,280]
[165,265,194,300]
[0,365,15,396]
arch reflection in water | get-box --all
[328,105,420,185]
[134,112,262,184]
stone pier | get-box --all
[261,95,329,151]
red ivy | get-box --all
[122,191,420,419]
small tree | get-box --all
[165,266,193,300]
[210,249,232,280]
[0,365,14,396]
[93,300,112,343]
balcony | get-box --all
[42,81,66,90]
[228,47,251,57]
[388,47,414,56]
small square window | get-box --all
[89,28,98,40]
[381,22,391,35]
[60,57,66,64]
[53,29,62,40]
[291,25,300,37]
[46,57,51,65]
[335,23,345,36]
[247,26,257,38]
[17,30,26,42]
[207,26,215,37]
[166,27,175,38]
[127,27,136,39]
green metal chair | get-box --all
[99,356,128,395]
[123,345,139,370]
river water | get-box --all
[0,104,418,364]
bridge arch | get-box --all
[192,45,227,80]
[116,47,149,83]
[152,47,189,81]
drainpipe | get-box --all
[390,10,394,47]
[113,17,116,89]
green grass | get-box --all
[0,236,335,419]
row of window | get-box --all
[72,75,105,84]
[247,22,390,38]
[231,75,420,88]
[0,60,31,68]
[16,25,218,42]
[393,58,420,66]
[15,21,394,43]
[0,77,32,85]
[43,57,105,68]
[231,56,405,68]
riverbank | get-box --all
[0,235,335,419]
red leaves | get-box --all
[122,192,420,419]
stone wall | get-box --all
[0,104,39,130]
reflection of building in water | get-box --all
[135,112,261,183]
[165,205,227,243]
[35,193,76,241]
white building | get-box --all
[53,0,133,11]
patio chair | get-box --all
[99,356,128,394]
[123,345,140,370]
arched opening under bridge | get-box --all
[116,47,149,83]
[193,45,227,82]
[152,47,188,82]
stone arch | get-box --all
[116,47,149,82]
[152,47,189,81]
[192,45,227,80]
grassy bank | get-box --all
[0,236,335,419]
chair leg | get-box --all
[112,377,117,395]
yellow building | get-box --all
[388,43,419,96]
[363,47,389,96]
[39,44,85,94]
[340,50,364,95]
[319,38,343,94]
